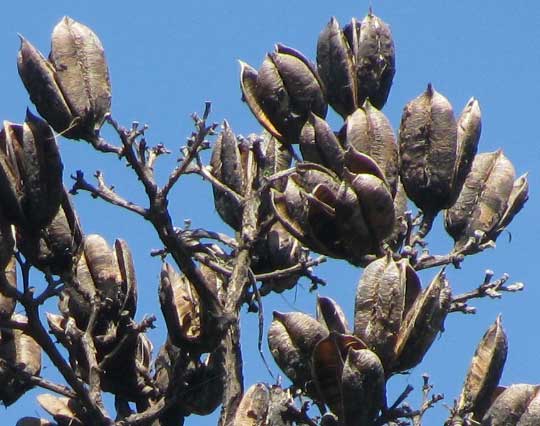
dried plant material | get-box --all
[317,12,395,116]
[0,256,17,319]
[341,347,385,426]
[393,269,451,372]
[456,316,507,421]
[481,384,539,426]
[113,239,137,318]
[210,121,245,230]
[0,315,41,406]
[453,97,482,197]
[272,153,394,266]
[240,44,327,144]
[17,189,82,275]
[18,17,111,142]
[445,151,528,253]
[0,113,63,230]
[268,311,328,388]
[399,84,457,219]
[517,388,540,425]
[316,295,350,335]
[159,262,201,347]
[300,113,345,175]
[311,332,366,417]
[233,383,270,426]
[255,222,303,295]
[37,394,84,426]
[340,101,399,196]
[16,418,55,426]
[354,254,409,367]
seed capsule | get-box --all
[240,44,327,144]
[354,255,421,368]
[18,17,112,142]
[299,113,345,175]
[0,113,63,230]
[456,316,507,422]
[399,84,457,219]
[317,12,395,117]
[481,384,539,426]
[340,101,399,197]
[272,152,394,266]
[0,257,17,319]
[341,347,386,426]
[445,151,528,253]
[0,315,42,406]
[311,332,366,418]
[159,262,201,347]
[393,269,451,373]
[210,121,245,231]
[316,295,350,335]
[233,383,270,426]
[16,189,83,275]
[268,311,328,389]
[16,418,54,426]
[37,394,85,426]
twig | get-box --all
[285,401,319,426]
[161,102,217,198]
[71,170,149,218]
[0,359,77,398]
[450,271,523,314]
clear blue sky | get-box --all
[1,1,539,425]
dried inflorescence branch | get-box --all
[0,6,531,426]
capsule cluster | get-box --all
[268,259,451,425]
[17,17,111,142]
[234,10,528,266]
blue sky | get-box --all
[1,1,539,425]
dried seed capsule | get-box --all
[16,418,55,426]
[268,311,328,388]
[354,255,421,368]
[240,44,327,144]
[453,98,481,198]
[352,12,395,110]
[311,332,366,417]
[210,121,245,230]
[518,388,540,425]
[16,189,83,275]
[0,257,17,319]
[233,383,270,426]
[37,394,85,426]
[340,101,398,196]
[50,17,111,140]
[481,384,539,426]
[300,113,344,175]
[393,269,451,373]
[0,113,63,231]
[256,222,303,295]
[114,239,137,318]
[341,347,386,426]
[17,36,74,137]
[445,151,528,252]
[399,84,457,219]
[317,296,350,335]
[0,315,42,406]
[456,316,507,421]
[272,155,394,266]
[159,262,201,347]
[317,12,395,117]
[19,17,111,142]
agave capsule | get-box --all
[240,44,327,144]
[456,316,507,422]
[0,112,63,230]
[482,384,540,426]
[18,17,112,142]
[317,12,395,117]
[445,151,528,253]
[267,311,328,389]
